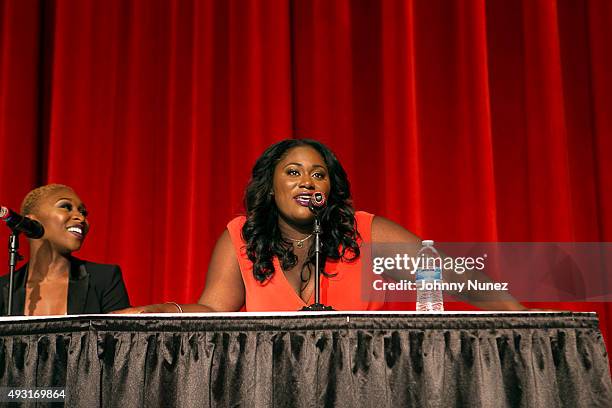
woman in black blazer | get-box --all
[0,184,130,315]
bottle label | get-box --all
[415,268,442,281]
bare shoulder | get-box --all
[215,228,236,254]
[206,229,240,278]
[197,228,244,312]
[371,215,421,244]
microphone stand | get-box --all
[301,214,335,312]
[7,232,22,316]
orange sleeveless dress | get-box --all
[227,211,385,311]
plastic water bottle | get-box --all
[415,240,444,311]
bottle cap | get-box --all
[422,240,434,246]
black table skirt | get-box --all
[0,312,610,407]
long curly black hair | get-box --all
[242,139,361,283]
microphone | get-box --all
[308,191,327,214]
[0,206,45,239]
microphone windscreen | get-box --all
[312,192,326,207]
[308,192,327,213]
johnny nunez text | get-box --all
[372,279,509,292]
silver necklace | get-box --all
[287,234,313,248]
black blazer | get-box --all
[0,257,131,316]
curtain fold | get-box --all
[0,0,611,361]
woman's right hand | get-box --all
[108,303,178,314]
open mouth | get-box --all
[67,226,86,240]
[294,193,312,207]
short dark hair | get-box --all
[21,184,73,215]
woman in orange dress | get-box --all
[117,139,525,313]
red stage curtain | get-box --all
[1,0,611,354]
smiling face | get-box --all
[272,145,331,227]
[26,187,90,255]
